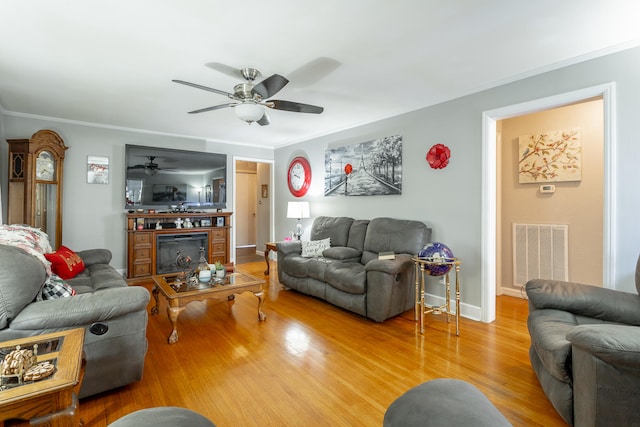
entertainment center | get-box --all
[126,211,232,284]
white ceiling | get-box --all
[2,1,640,149]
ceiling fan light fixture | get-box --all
[144,167,158,176]
[174,67,323,125]
[234,102,264,124]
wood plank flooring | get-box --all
[79,260,566,426]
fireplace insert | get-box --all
[156,232,208,274]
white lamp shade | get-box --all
[235,103,264,123]
[287,201,310,219]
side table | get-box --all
[264,242,278,275]
[0,328,85,427]
[412,257,461,336]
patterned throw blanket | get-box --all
[0,225,77,300]
[0,224,53,276]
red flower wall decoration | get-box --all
[426,144,451,169]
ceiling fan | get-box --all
[172,67,324,126]
[127,156,166,176]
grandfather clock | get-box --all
[6,130,67,249]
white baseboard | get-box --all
[499,286,528,299]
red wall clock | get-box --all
[287,156,312,197]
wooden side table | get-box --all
[412,257,461,336]
[264,242,278,275]
[0,328,85,427]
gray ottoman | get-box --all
[384,379,512,426]
[108,407,216,427]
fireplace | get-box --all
[156,232,208,274]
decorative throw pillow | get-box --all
[301,238,331,257]
[44,246,85,279]
[41,274,77,300]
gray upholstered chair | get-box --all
[384,379,512,426]
[526,255,640,426]
[108,407,216,427]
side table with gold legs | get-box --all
[412,257,461,336]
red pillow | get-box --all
[44,246,85,279]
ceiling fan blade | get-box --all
[172,79,233,97]
[268,100,324,114]
[257,111,271,126]
[188,103,235,114]
[288,57,341,87]
[204,62,245,80]
[252,74,289,99]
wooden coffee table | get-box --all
[151,272,266,344]
[0,328,85,427]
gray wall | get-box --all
[0,116,273,271]
[2,46,640,314]
[274,45,640,311]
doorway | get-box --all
[497,98,604,298]
[233,158,273,265]
[481,83,616,322]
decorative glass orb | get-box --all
[175,250,192,271]
[418,242,455,276]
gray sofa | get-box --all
[525,256,640,426]
[277,216,431,322]
[0,243,150,398]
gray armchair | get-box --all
[525,256,640,426]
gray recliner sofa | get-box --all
[0,243,150,398]
[277,216,431,322]
[525,255,640,426]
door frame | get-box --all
[231,156,275,263]
[481,82,616,322]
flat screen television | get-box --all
[125,144,227,210]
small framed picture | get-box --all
[261,184,268,198]
[216,217,225,227]
[87,156,109,184]
[201,219,211,227]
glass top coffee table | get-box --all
[151,272,266,344]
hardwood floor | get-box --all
[79,260,566,426]
[235,246,264,264]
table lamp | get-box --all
[287,201,310,240]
